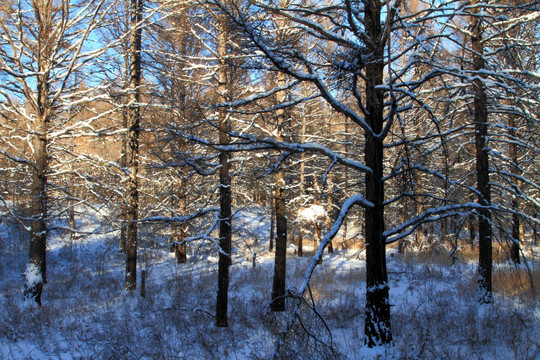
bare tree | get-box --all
[0,0,117,305]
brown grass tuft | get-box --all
[494,266,539,298]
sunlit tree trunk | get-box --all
[24,0,54,306]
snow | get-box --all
[297,204,327,222]
[0,206,538,359]
[24,263,42,287]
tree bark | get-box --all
[298,95,307,257]
[120,105,128,253]
[270,72,288,312]
[508,112,520,264]
[269,193,275,252]
[471,4,493,304]
[125,0,144,291]
[363,0,392,346]
[415,173,424,248]
[297,231,303,257]
[25,0,54,305]
[172,177,188,264]
[216,15,232,327]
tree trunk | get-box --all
[26,112,48,305]
[363,0,392,346]
[398,206,406,253]
[469,212,476,245]
[120,105,128,253]
[270,72,288,312]
[172,177,188,264]
[125,0,144,291]
[271,172,287,311]
[298,98,306,257]
[216,15,232,327]
[24,0,54,305]
[269,193,275,252]
[415,173,424,248]
[297,231,303,257]
[508,116,520,264]
[343,118,349,245]
[471,5,493,304]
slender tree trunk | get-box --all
[508,115,520,264]
[534,209,538,246]
[441,217,447,244]
[343,118,349,244]
[469,212,476,245]
[269,192,275,251]
[313,174,323,263]
[398,207,406,253]
[363,0,392,346]
[298,96,306,257]
[297,231,303,257]
[415,174,424,248]
[125,0,144,291]
[471,5,493,304]
[172,177,188,264]
[270,72,288,312]
[120,105,128,253]
[216,16,232,327]
[68,174,76,241]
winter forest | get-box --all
[0,0,538,358]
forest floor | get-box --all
[0,206,538,359]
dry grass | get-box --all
[494,266,539,298]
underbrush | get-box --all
[0,227,538,359]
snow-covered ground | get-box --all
[0,206,538,359]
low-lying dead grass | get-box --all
[494,266,539,298]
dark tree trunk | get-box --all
[120,106,128,253]
[508,116,520,264]
[172,179,188,264]
[299,90,307,257]
[363,0,392,346]
[469,213,476,245]
[216,17,232,327]
[364,133,391,346]
[326,176,334,254]
[270,72,288,312]
[297,231,303,257]
[415,175,424,248]
[270,194,275,252]
[471,5,493,304]
[398,208,406,253]
[125,0,144,291]
[510,206,520,264]
[271,172,287,311]
[534,210,538,246]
